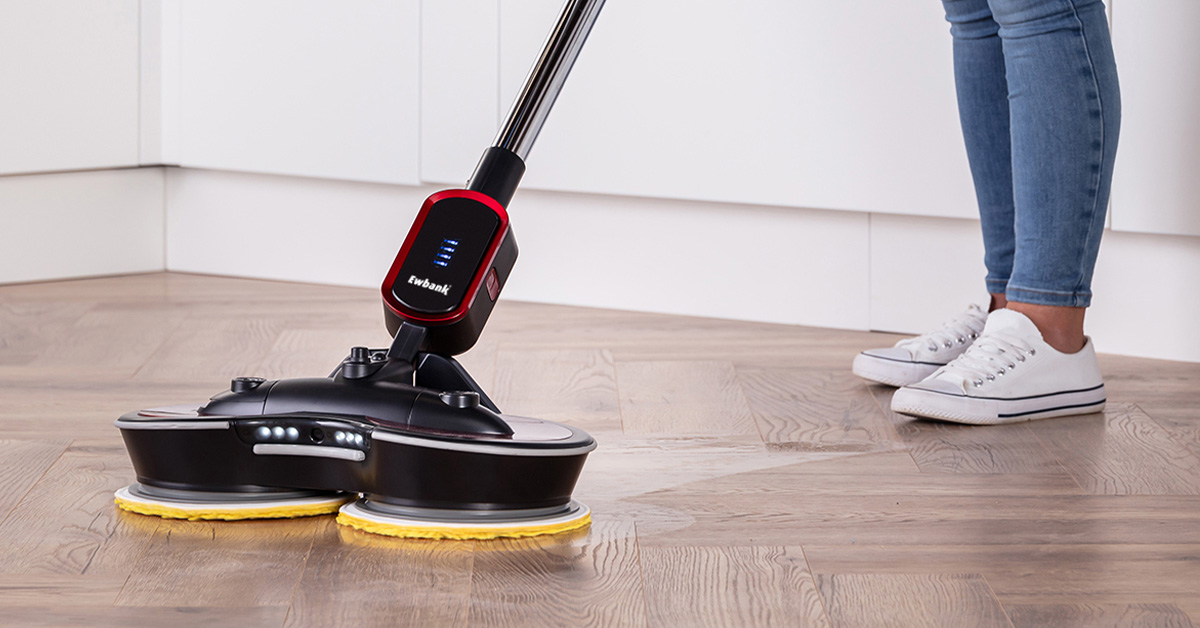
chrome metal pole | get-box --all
[493,0,606,161]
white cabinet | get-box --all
[176,0,420,185]
[0,0,139,175]
[420,0,501,185]
[1110,0,1200,236]
[496,0,977,218]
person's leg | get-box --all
[942,0,1016,312]
[888,0,1119,424]
[991,0,1121,352]
[851,0,1007,389]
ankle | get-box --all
[988,293,1007,312]
[1004,301,1086,354]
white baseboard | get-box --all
[0,168,164,284]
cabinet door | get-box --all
[1110,0,1200,236]
[0,0,139,175]
[177,0,420,185]
[499,0,976,218]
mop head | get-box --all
[114,484,351,521]
[336,499,591,540]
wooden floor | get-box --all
[1,273,1198,627]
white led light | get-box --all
[272,426,285,439]
[286,427,299,441]
[335,431,346,444]
[354,434,364,446]
[256,426,271,440]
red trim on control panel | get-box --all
[380,189,509,325]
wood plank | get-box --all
[617,361,757,436]
[815,573,1012,628]
[804,544,1200,608]
[0,298,93,366]
[1030,403,1200,495]
[635,482,1200,547]
[1005,603,1194,628]
[115,516,319,607]
[492,349,621,432]
[0,380,217,441]
[285,517,472,627]
[0,439,69,520]
[132,316,282,383]
[869,384,1075,475]
[0,574,124,606]
[641,546,829,627]
[738,368,901,451]
[0,439,160,576]
[27,306,187,378]
[1142,404,1200,464]
[0,605,289,627]
[467,520,645,627]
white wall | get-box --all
[3,0,1200,363]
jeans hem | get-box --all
[1006,285,1092,308]
[985,278,1010,295]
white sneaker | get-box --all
[852,304,988,387]
[890,309,1106,425]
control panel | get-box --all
[381,189,519,355]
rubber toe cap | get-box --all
[908,376,966,396]
[861,347,915,362]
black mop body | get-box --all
[115,0,606,540]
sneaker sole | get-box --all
[851,352,942,388]
[890,384,1106,425]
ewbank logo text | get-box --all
[408,275,451,296]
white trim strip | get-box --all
[114,419,230,430]
[252,443,365,462]
[370,429,596,457]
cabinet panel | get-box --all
[0,0,139,175]
[421,0,500,185]
[499,0,976,218]
[1110,0,1200,236]
[177,0,419,184]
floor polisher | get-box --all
[115,0,606,540]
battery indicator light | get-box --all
[435,238,458,268]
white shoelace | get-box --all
[939,332,1036,387]
[896,304,987,354]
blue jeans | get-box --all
[942,0,1120,307]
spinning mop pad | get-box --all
[337,499,591,540]
[115,484,351,521]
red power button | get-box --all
[485,268,500,301]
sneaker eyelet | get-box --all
[944,341,953,349]
[957,337,966,344]
[928,345,938,352]
[986,374,996,381]
[996,370,1005,377]
[1029,349,1036,356]
[973,379,984,387]
[1017,355,1025,362]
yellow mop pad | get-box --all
[336,500,591,540]
[114,485,350,521]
